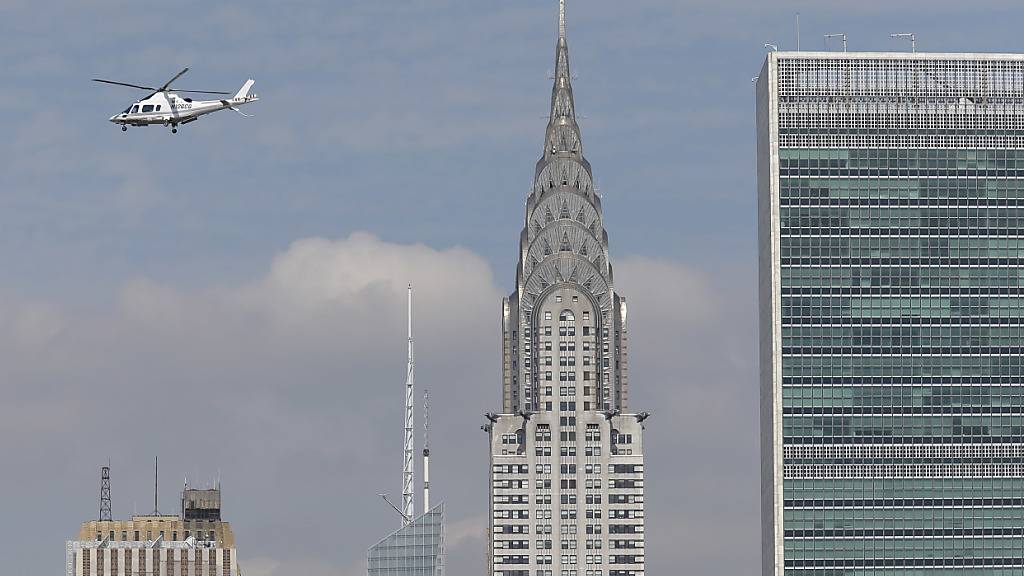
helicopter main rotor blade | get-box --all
[93,69,230,99]
[158,68,190,92]
[170,89,232,95]
[92,79,157,91]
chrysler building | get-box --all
[486,4,647,576]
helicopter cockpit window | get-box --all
[141,104,154,113]
[131,105,139,113]
[155,105,161,111]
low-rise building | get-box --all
[66,485,240,576]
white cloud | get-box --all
[1,236,758,575]
[617,256,760,574]
[0,233,504,574]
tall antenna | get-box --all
[153,456,159,515]
[401,284,415,525]
[99,465,112,521]
[796,12,801,51]
[423,389,431,513]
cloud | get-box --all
[243,556,357,576]
[0,233,759,575]
[616,256,759,574]
[0,232,503,574]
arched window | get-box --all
[559,310,575,322]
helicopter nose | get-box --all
[109,115,118,123]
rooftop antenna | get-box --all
[401,284,415,526]
[99,465,112,521]
[796,13,800,51]
[891,32,916,53]
[153,456,159,515]
[423,389,431,513]
[824,33,847,52]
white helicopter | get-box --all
[93,68,258,133]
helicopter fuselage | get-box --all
[94,70,256,132]
[108,84,257,128]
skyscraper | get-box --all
[758,51,1024,575]
[487,4,647,576]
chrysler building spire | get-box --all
[489,11,646,574]
[547,0,581,163]
[501,0,624,415]
[559,0,566,40]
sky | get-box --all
[3,0,1024,574]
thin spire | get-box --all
[559,0,566,40]
[153,456,159,515]
[544,0,581,160]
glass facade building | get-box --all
[758,52,1024,576]
[368,504,444,576]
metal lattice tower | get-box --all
[99,466,112,521]
[401,284,415,525]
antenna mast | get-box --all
[153,456,159,515]
[423,389,431,513]
[401,284,415,525]
[796,12,801,51]
[99,465,112,521]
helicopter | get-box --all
[93,68,258,133]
